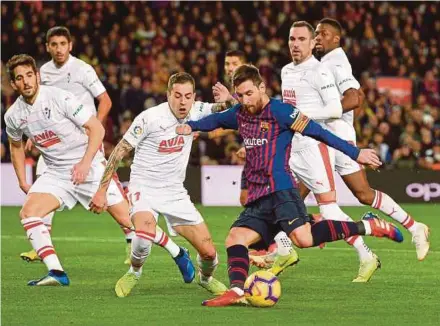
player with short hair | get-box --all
[213,51,297,269]
[314,18,429,261]
[176,64,404,306]
[20,26,184,266]
[4,54,131,286]
[19,25,132,263]
[90,72,228,298]
[274,20,380,282]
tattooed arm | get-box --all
[89,139,134,213]
[210,97,239,113]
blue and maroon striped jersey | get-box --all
[188,98,360,204]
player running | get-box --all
[314,18,429,261]
[275,21,379,282]
[19,26,129,264]
[4,54,133,286]
[177,64,404,307]
[90,73,228,298]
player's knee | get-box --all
[355,189,375,205]
[292,235,313,248]
[19,206,34,220]
[290,225,313,248]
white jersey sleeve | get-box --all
[81,65,106,98]
[312,66,341,105]
[57,91,93,128]
[331,64,361,94]
[123,112,149,148]
[190,101,214,120]
[4,112,23,142]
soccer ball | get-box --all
[244,271,281,307]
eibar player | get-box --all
[177,64,404,307]
[90,73,228,298]
[19,26,131,264]
[314,18,429,261]
[4,54,132,285]
[278,21,379,282]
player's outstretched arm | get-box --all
[90,139,134,214]
[291,113,381,168]
[9,138,31,194]
[71,116,105,185]
[182,106,239,133]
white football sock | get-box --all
[131,231,153,273]
[22,217,63,271]
[372,190,418,234]
[320,203,374,260]
[42,211,54,234]
[154,226,180,258]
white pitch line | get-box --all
[1,235,438,254]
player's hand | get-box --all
[24,138,34,152]
[19,182,31,194]
[236,146,246,159]
[212,82,232,103]
[356,149,382,169]
[71,160,91,185]
[176,124,192,135]
[90,189,108,214]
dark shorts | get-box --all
[231,188,311,250]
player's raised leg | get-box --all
[173,222,227,295]
[20,193,69,286]
[289,145,380,282]
[342,169,430,261]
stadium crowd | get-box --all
[1,1,439,170]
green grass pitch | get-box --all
[2,204,439,325]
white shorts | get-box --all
[334,145,362,176]
[290,143,336,194]
[29,163,125,210]
[127,185,204,228]
[36,155,47,176]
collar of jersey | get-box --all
[321,47,344,63]
[20,86,42,109]
[293,55,318,68]
[52,54,73,70]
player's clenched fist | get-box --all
[356,149,382,169]
[90,189,108,214]
[176,124,193,135]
